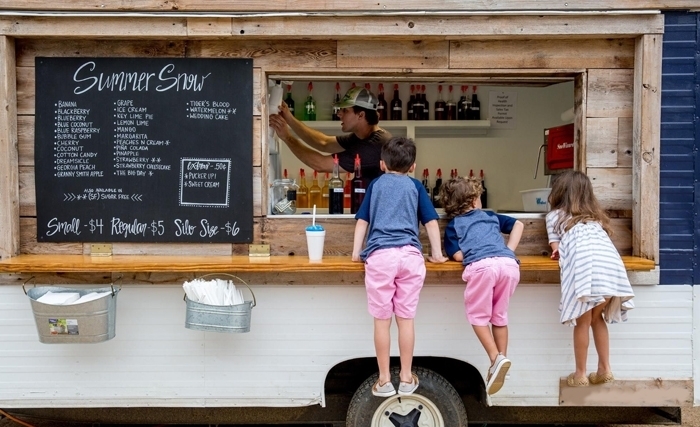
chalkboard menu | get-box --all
[34,57,253,243]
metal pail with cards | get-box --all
[24,281,120,344]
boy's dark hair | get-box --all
[381,136,416,173]
[439,176,482,218]
[353,106,379,125]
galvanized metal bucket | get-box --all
[184,274,256,333]
[24,280,120,344]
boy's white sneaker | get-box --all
[486,354,511,395]
[372,379,396,397]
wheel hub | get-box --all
[371,394,445,427]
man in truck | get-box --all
[269,86,391,182]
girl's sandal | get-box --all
[567,373,589,387]
[588,372,614,385]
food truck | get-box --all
[0,2,698,426]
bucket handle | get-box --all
[184,273,256,308]
[21,276,36,295]
[22,276,121,296]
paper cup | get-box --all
[306,230,326,261]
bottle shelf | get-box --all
[303,120,491,138]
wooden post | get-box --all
[0,36,18,259]
[633,34,662,261]
[574,72,587,173]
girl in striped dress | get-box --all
[546,170,634,387]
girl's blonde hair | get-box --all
[439,176,482,218]
[548,170,611,235]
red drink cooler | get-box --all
[545,123,574,171]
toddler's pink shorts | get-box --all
[462,257,520,326]
[364,245,426,320]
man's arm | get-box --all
[275,102,343,153]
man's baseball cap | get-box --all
[333,87,378,111]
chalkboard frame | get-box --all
[34,57,254,243]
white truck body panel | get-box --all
[0,281,691,408]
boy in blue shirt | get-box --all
[352,136,447,397]
[441,176,523,395]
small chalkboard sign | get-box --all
[34,57,253,243]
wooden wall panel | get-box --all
[586,69,634,118]
[588,167,633,210]
[450,39,635,69]
[586,117,619,167]
[617,117,633,168]
[0,36,18,258]
[186,18,232,37]
[338,40,448,69]
[15,39,187,67]
[227,15,663,39]
[0,1,688,12]
[260,217,632,257]
[574,73,587,171]
[633,34,661,261]
[18,166,34,217]
[16,66,32,116]
[17,116,32,166]
[0,17,188,38]
[188,40,337,69]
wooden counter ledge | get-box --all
[0,254,655,274]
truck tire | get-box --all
[346,366,468,427]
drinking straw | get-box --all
[312,204,316,226]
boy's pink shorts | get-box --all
[462,257,520,326]
[364,245,426,320]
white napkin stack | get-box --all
[183,279,245,306]
[68,291,112,305]
[36,291,112,305]
[36,292,81,305]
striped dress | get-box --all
[546,210,635,326]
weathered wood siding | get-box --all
[0,1,694,11]
[11,37,642,264]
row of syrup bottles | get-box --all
[421,168,488,209]
[294,154,367,214]
[283,82,481,122]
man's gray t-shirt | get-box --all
[355,173,439,261]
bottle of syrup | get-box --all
[412,85,424,121]
[432,168,443,208]
[343,172,352,210]
[446,85,457,120]
[303,82,316,121]
[407,84,416,120]
[297,168,308,209]
[434,85,446,120]
[285,85,295,118]
[321,172,329,209]
[308,171,322,209]
[421,85,430,121]
[457,86,467,120]
[351,154,366,214]
[390,84,403,120]
[470,85,481,120]
[377,84,388,121]
[328,155,345,214]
